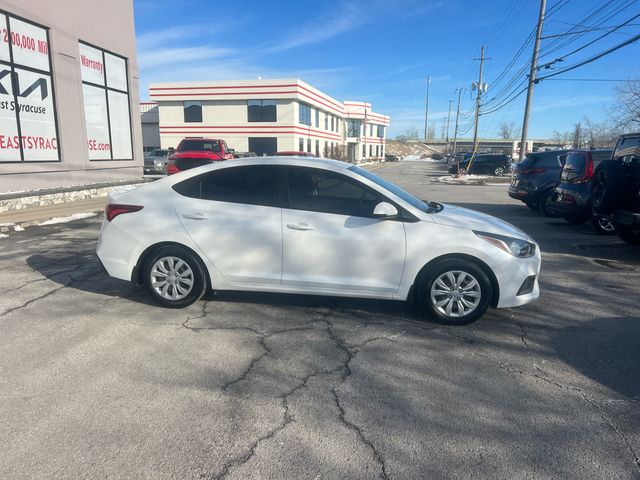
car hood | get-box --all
[174,150,223,159]
[430,204,530,240]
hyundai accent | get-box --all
[97,157,541,325]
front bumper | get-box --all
[494,250,542,308]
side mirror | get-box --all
[373,202,398,218]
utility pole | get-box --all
[445,99,453,153]
[519,0,547,160]
[452,88,464,155]
[472,46,489,155]
[424,75,431,141]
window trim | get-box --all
[79,39,133,162]
[0,9,61,163]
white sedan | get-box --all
[97,157,540,325]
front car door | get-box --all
[281,166,406,295]
[173,165,283,285]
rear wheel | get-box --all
[592,215,617,235]
[418,259,492,325]
[618,226,640,246]
[143,246,207,308]
[592,161,626,214]
[539,189,560,217]
[494,166,505,176]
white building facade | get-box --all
[149,79,389,163]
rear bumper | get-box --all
[508,187,535,202]
[614,210,640,229]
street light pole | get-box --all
[424,75,431,141]
[445,98,453,153]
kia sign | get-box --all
[0,13,58,162]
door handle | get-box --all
[286,223,314,231]
[182,212,209,220]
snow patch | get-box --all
[0,233,8,238]
[39,212,98,225]
[14,224,24,231]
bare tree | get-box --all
[582,116,621,148]
[609,79,640,130]
[425,125,436,140]
[396,127,420,141]
[323,144,351,163]
[498,122,519,139]
[572,123,582,148]
[551,130,572,146]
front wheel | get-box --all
[418,259,492,325]
[494,166,505,176]
[143,246,207,308]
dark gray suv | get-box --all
[508,150,570,216]
[143,149,170,175]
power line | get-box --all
[537,32,640,81]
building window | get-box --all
[369,145,373,157]
[369,124,373,136]
[80,41,132,160]
[380,146,384,157]
[347,119,361,137]
[299,138,304,152]
[330,116,334,131]
[377,125,385,138]
[248,137,277,156]
[315,108,319,128]
[376,145,379,157]
[307,138,311,153]
[248,99,276,122]
[299,103,311,126]
[362,145,366,158]
[324,113,328,130]
[315,140,319,156]
[0,12,60,162]
[183,101,202,123]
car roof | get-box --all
[166,156,353,182]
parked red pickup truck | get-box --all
[167,137,235,175]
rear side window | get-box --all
[534,152,566,168]
[178,140,222,153]
[613,137,640,165]
[173,166,280,207]
[591,150,612,167]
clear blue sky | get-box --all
[134,0,640,139]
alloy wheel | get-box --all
[150,256,194,300]
[430,270,482,318]
[597,216,615,233]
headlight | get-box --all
[474,231,536,257]
[154,159,163,167]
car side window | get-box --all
[172,165,280,207]
[286,167,384,217]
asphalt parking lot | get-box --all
[1,160,639,479]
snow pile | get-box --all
[432,174,510,185]
[39,212,98,225]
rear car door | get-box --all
[281,166,406,294]
[173,165,283,285]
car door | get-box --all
[173,165,283,285]
[281,166,406,294]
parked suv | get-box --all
[143,149,169,175]
[167,138,235,175]
[592,133,640,245]
[448,153,511,176]
[551,149,614,234]
[508,150,570,216]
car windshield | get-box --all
[178,140,222,152]
[348,165,435,213]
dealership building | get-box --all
[149,79,389,163]
[0,0,142,194]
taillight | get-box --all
[565,159,594,184]
[106,204,143,222]
[167,155,179,175]
[521,167,545,175]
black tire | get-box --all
[538,189,560,217]
[617,226,640,246]
[563,212,591,225]
[591,215,617,235]
[525,202,539,211]
[143,245,207,308]
[417,258,492,325]
[494,166,506,176]
[592,160,626,214]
